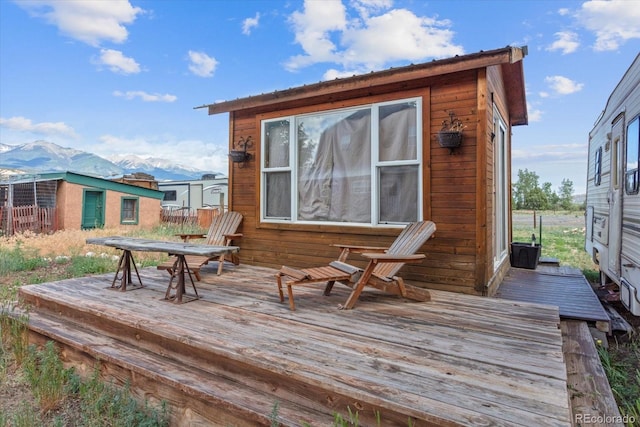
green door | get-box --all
[82,190,105,229]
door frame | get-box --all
[607,114,624,279]
[82,189,105,229]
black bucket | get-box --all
[510,243,541,269]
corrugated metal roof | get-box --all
[197,45,528,126]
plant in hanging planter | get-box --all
[437,111,465,150]
[229,136,253,167]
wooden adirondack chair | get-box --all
[158,211,243,279]
[276,221,436,310]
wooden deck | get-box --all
[496,266,610,332]
[18,264,571,426]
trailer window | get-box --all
[594,147,602,186]
[163,190,177,202]
[626,117,639,195]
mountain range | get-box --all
[0,141,221,181]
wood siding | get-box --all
[485,64,514,295]
[227,69,513,295]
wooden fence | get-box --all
[159,208,220,229]
[1,205,57,236]
[160,208,198,226]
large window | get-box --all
[626,116,639,195]
[121,197,139,224]
[261,99,422,226]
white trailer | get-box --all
[158,175,228,213]
[585,53,640,316]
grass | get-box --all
[1,216,639,425]
[511,209,596,273]
[0,314,170,426]
[0,224,197,426]
[598,341,640,426]
[513,210,639,426]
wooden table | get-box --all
[87,237,240,303]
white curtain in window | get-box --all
[379,106,418,222]
[299,111,371,222]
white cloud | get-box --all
[511,143,588,193]
[323,68,362,80]
[544,75,584,95]
[113,91,177,102]
[187,51,218,77]
[341,9,463,69]
[351,0,393,19]
[16,0,144,47]
[576,0,640,51]
[286,0,347,71]
[0,116,78,138]
[95,49,141,74]
[285,0,463,74]
[512,143,587,161]
[547,31,580,54]
[526,103,543,122]
[242,13,260,35]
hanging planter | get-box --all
[437,130,463,148]
[229,150,249,163]
[437,111,465,153]
[229,136,253,168]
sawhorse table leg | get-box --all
[164,255,199,303]
[110,249,143,291]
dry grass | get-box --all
[0,225,203,266]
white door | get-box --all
[607,115,624,278]
[192,184,203,210]
[494,108,509,268]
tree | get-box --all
[513,169,543,209]
[512,169,576,211]
[542,182,558,210]
[558,179,575,210]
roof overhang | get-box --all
[197,46,528,126]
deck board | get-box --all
[496,267,610,327]
[19,264,571,426]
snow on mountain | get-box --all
[20,140,83,158]
[108,154,203,174]
[0,141,221,181]
[0,140,120,176]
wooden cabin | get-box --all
[200,46,528,296]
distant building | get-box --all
[158,174,228,214]
[111,172,159,190]
[0,171,164,235]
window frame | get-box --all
[493,106,509,269]
[163,190,177,202]
[594,146,603,186]
[120,196,139,225]
[625,116,639,195]
[259,97,423,227]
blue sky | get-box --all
[1,0,639,194]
